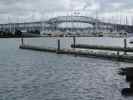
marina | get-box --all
[19,37,133,63]
[1,0,133,99]
[0,38,133,100]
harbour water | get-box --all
[0,37,133,100]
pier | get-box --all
[71,39,131,53]
[71,44,133,52]
[19,37,133,63]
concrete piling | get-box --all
[73,36,76,48]
[21,38,24,45]
[117,51,120,56]
[56,39,60,53]
[124,38,127,55]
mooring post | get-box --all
[21,37,24,45]
[73,36,76,48]
[57,39,60,53]
[124,38,127,55]
[117,51,120,56]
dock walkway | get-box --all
[20,44,133,63]
[71,44,133,52]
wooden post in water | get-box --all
[124,38,127,55]
[73,36,76,48]
[56,39,60,53]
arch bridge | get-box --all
[47,16,99,25]
[0,16,133,35]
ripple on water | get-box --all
[0,38,132,100]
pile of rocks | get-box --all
[119,67,133,96]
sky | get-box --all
[0,0,133,24]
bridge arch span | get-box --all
[47,16,99,25]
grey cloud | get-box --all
[0,0,133,23]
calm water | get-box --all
[0,37,133,100]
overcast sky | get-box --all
[0,0,133,24]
